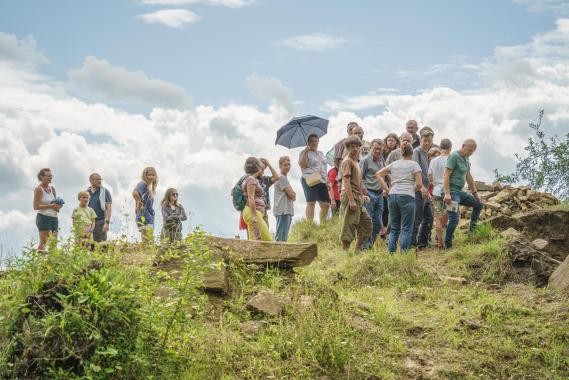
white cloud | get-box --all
[277,33,348,51]
[137,9,201,28]
[68,56,191,109]
[0,32,48,66]
[246,73,296,116]
[514,0,569,13]
[140,0,255,7]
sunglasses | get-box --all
[172,193,178,196]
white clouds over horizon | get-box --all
[68,56,192,109]
[140,0,255,7]
[137,9,201,28]
[277,33,348,51]
[0,32,49,66]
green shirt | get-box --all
[72,206,97,229]
[446,151,470,192]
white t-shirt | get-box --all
[387,159,421,198]
[428,155,448,197]
[298,150,327,183]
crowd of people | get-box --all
[236,120,483,253]
[32,119,483,254]
[32,167,187,251]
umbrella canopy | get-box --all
[275,115,329,149]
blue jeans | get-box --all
[445,191,483,249]
[275,214,293,242]
[387,194,416,253]
[362,190,383,249]
[412,191,433,248]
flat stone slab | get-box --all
[246,290,285,316]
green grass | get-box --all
[1,221,568,379]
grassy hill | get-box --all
[1,217,568,379]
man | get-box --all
[258,158,279,228]
[340,136,372,251]
[359,139,385,250]
[406,120,420,149]
[87,173,112,242]
[385,132,413,165]
[428,138,452,249]
[412,128,434,250]
[333,122,358,170]
[443,139,483,249]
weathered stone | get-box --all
[532,239,549,250]
[549,255,569,293]
[344,298,373,312]
[442,276,467,286]
[488,189,513,204]
[246,290,285,316]
[485,201,502,211]
[501,227,521,240]
[458,318,482,330]
[240,320,266,336]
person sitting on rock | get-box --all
[443,139,483,249]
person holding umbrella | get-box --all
[275,115,330,224]
[299,134,330,223]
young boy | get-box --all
[72,191,97,242]
[273,156,296,242]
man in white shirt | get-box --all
[428,138,452,249]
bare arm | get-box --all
[283,186,296,201]
[246,182,258,220]
[105,203,112,221]
[466,171,477,193]
[428,173,434,185]
[414,172,423,193]
[299,149,309,169]
[264,160,279,183]
[443,168,453,197]
[132,190,142,211]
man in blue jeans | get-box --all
[443,139,483,249]
[359,139,386,249]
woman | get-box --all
[376,145,427,253]
[273,156,296,242]
[33,168,61,251]
[383,133,400,161]
[132,167,158,242]
[161,188,187,242]
[241,157,271,241]
[298,134,330,223]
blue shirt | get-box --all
[88,187,112,220]
[134,181,155,225]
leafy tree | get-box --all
[494,110,569,200]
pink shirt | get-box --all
[241,176,265,212]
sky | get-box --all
[0,0,568,258]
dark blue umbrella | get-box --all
[275,115,329,149]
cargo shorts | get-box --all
[339,192,372,243]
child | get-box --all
[160,188,187,242]
[273,156,296,241]
[327,166,341,215]
[132,167,158,242]
[72,191,96,243]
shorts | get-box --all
[301,178,331,203]
[93,219,108,242]
[339,193,372,243]
[432,195,447,218]
[36,213,58,232]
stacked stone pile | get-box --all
[461,181,560,220]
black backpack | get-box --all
[231,175,250,211]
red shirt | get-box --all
[327,167,340,201]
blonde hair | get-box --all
[161,188,179,207]
[141,167,158,195]
[77,191,90,200]
[279,156,290,166]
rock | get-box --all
[458,318,482,330]
[488,189,513,204]
[485,201,502,211]
[442,276,467,286]
[532,239,549,250]
[549,254,569,293]
[240,320,266,337]
[246,290,285,316]
[298,295,315,311]
[501,227,521,240]
[343,298,373,312]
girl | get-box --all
[160,188,187,242]
[132,167,158,242]
[33,168,61,251]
